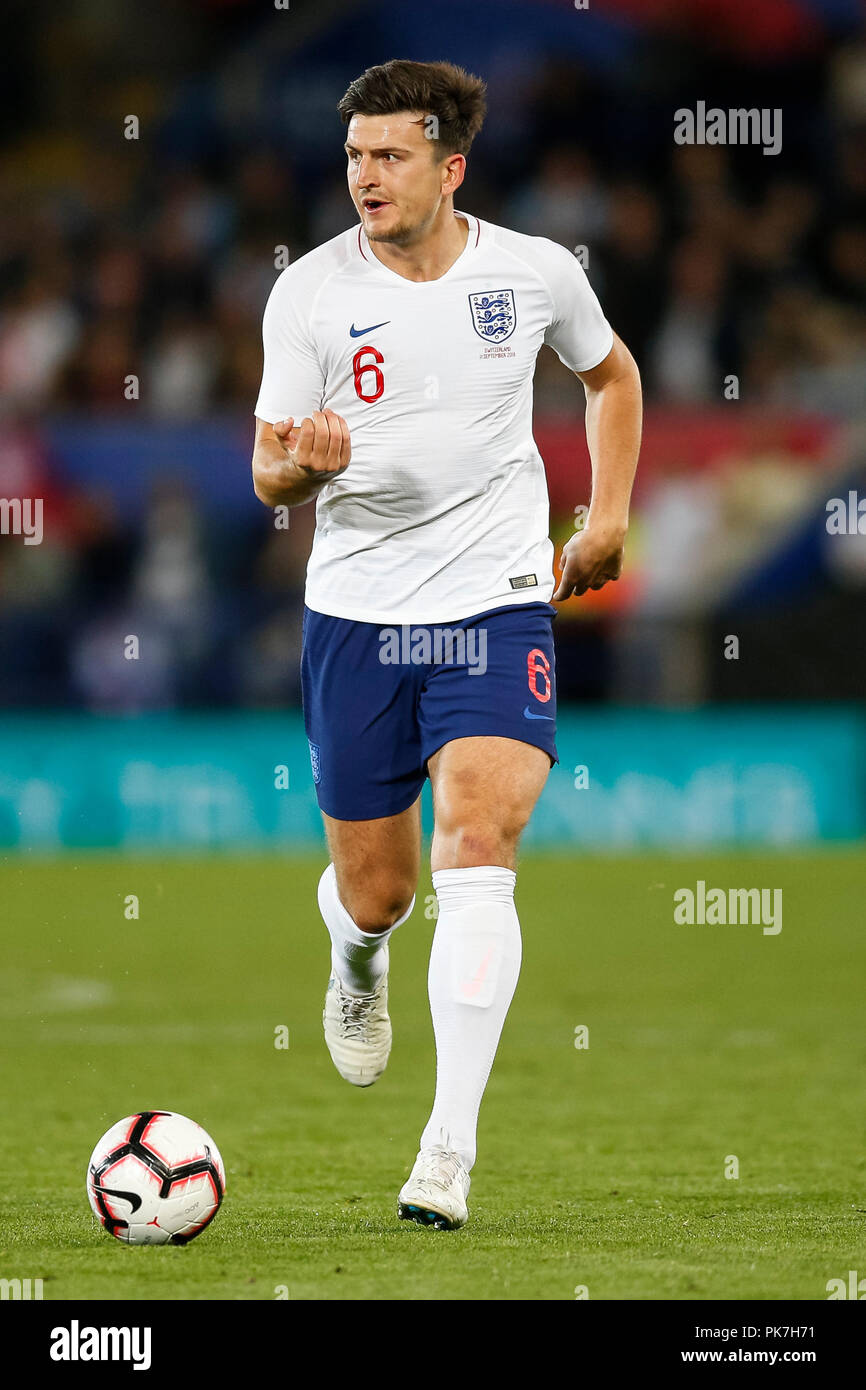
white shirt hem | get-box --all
[302,587,555,625]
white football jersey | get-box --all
[255,211,613,623]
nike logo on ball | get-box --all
[95,1185,143,1213]
[349,321,390,337]
[523,706,554,721]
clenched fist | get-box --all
[273,409,351,484]
[252,409,351,508]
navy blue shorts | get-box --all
[300,601,559,820]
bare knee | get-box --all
[339,875,415,931]
[434,822,519,870]
[323,801,421,932]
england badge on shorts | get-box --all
[468,288,516,343]
[309,741,321,784]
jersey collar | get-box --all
[357,210,481,284]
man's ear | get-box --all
[443,153,466,194]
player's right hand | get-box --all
[274,409,350,484]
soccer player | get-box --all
[252,59,641,1230]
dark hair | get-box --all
[337,59,487,158]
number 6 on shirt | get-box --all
[353,345,385,402]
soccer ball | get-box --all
[87,1111,225,1245]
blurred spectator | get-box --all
[651,237,731,402]
[147,313,220,418]
[505,147,608,246]
[0,270,80,410]
[595,183,666,368]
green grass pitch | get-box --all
[1,848,864,1301]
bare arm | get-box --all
[553,331,642,600]
[252,410,351,509]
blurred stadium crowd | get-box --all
[0,0,864,710]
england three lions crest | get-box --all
[468,288,516,343]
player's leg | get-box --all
[428,734,549,872]
[322,801,421,930]
[320,797,421,991]
[318,802,421,1087]
[301,603,427,1085]
[398,736,549,1227]
[399,603,557,1226]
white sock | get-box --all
[317,862,414,996]
[420,865,521,1172]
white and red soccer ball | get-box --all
[87,1111,225,1245]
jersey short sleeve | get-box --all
[539,240,614,373]
[254,267,325,424]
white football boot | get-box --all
[322,944,391,1087]
[397,1145,471,1230]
